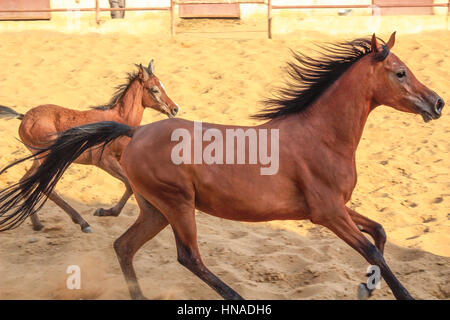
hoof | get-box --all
[94,208,117,217]
[82,226,93,233]
[33,224,44,231]
[94,208,103,216]
[357,283,372,300]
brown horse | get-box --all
[0,60,179,233]
[0,33,444,299]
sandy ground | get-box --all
[0,16,448,299]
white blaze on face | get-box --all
[159,80,166,91]
[160,80,181,112]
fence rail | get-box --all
[272,3,449,9]
[0,1,448,38]
[0,8,171,12]
[174,1,266,4]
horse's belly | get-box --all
[194,174,309,222]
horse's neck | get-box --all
[303,62,375,154]
[113,80,145,126]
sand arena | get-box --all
[0,6,448,299]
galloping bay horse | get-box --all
[0,60,179,233]
[0,33,444,299]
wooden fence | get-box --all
[0,1,448,38]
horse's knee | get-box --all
[374,223,387,245]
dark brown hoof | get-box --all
[94,208,117,217]
[32,224,44,231]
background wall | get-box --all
[47,0,449,18]
[0,0,446,35]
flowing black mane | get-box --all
[252,37,387,120]
[91,70,139,110]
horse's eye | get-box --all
[396,71,406,79]
[149,87,159,94]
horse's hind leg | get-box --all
[168,207,243,300]
[21,160,44,231]
[94,156,132,217]
[113,194,168,300]
[47,191,92,233]
[20,155,92,233]
[21,160,90,232]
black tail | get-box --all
[0,121,135,231]
[0,105,24,120]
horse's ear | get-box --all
[371,33,383,53]
[386,31,396,49]
[138,64,150,81]
[148,59,154,75]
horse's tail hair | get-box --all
[0,121,135,231]
[0,105,24,120]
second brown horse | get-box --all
[0,60,179,232]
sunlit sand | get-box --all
[0,12,448,299]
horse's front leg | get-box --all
[347,207,386,254]
[94,156,132,217]
[312,206,413,300]
[346,207,388,299]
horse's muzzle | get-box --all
[171,106,179,117]
[433,97,445,117]
[419,94,444,122]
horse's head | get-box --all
[370,32,444,122]
[137,60,179,118]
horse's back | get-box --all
[19,104,111,148]
[123,118,191,166]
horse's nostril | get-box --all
[435,98,444,114]
[172,107,178,115]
